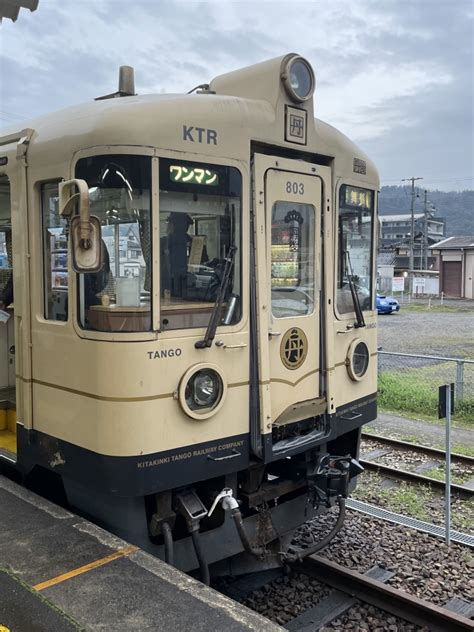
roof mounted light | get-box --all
[281,55,315,103]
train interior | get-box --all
[0,175,16,459]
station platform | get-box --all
[0,475,280,631]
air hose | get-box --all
[190,529,210,586]
[208,488,267,559]
[286,495,346,562]
[231,507,266,559]
[162,522,174,566]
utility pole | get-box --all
[402,176,423,293]
[423,189,428,270]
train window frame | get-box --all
[335,183,375,319]
[74,154,153,334]
[41,181,70,322]
[158,158,243,332]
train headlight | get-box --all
[179,364,226,419]
[281,55,315,102]
[190,370,221,407]
[346,339,370,381]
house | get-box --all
[430,236,474,298]
[379,213,445,272]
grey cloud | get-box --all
[0,0,471,191]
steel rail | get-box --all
[300,555,474,632]
[362,432,474,466]
[359,459,474,498]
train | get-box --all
[0,53,378,580]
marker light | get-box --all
[346,339,370,381]
[281,56,315,103]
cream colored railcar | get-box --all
[0,55,378,576]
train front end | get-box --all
[10,54,379,576]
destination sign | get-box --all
[170,165,219,186]
[343,185,373,211]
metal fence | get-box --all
[378,351,474,419]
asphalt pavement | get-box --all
[377,300,474,359]
[368,412,474,449]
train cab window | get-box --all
[271,202,315,318]
[41,183,69,321]
[75,155,152,332]
[337,185,374,314]
[159,160,242,330]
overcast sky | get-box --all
[0,0,472,191]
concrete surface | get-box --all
[0,476,281,632]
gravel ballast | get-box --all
[241,508,473,630]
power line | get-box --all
[382,176,474,185]
[0,110,28,121]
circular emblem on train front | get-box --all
[280,328,308,370]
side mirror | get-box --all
[59,179,102,273]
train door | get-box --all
[0,129,34,463]
[0,176,16,459]
[252,154,330,461]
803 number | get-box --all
[286,181,304,195]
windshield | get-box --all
[337,185,374,315]
[72,155,241,334]
[75,155,152,332]
[159,159,242,330]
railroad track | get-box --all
[362,432,474,466]
[219,556,474,631]
[293,555,474,632]
[360,433,474,498]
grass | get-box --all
[407,438,474,458]
[362,429,474,457]
[451,444,474,457]
[353,473,431,521]
[378,483,432,521]
[422,466,471,485]
[378,369,474,426]
[462,550,472,564]
[353,471,474,532]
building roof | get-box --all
[0,0,38,23]
[380,213,444,224]
[380,213,424,222]
[431,236,474,250]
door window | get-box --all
[271,202,315,318]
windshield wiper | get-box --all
[345,251,366,329]
[195,246,237,349]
